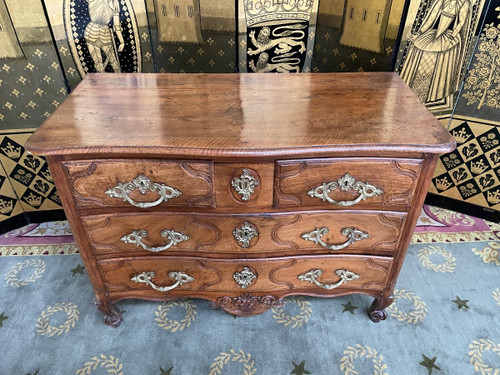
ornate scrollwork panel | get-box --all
[307,173,383,206]
[105,174,182,208]
[298,269,360,290]
[210,294,284,316]
[301,227,369,250]
[232,221,259,248]
[233,266,257,288]
[231,169,260,201]
[120,229,189,253]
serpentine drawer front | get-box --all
[25,73,455,327]
[82,210,406,257]
[98,255,393,297]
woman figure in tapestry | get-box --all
[400,0,472,103]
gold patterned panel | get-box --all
[238,0,320,73]
[0,156,23,222]
[0,0,69,131]
[312,0,405,73]
[147,0,236,73]
[461,21,500,110]
[0,131,61,215]
[154,0,203,43]
[339,0,393,54]
[430,116,500,211]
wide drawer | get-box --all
[275,157,422,211]
[63,159,215,209]
[98,255,393,297]
[82,210,406,257]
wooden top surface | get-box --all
[26,73,455,158]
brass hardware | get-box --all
[130,271,194,292]
[233,267,257,288]
[231,169,259,201]
[120,229,189,253]
[301,227,369,250]
[105,174,182,208]
[232,221,259,248]
[307,173,383,206]
[298,269,360,290]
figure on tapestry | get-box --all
[63,0,141,77]
[400,0,473,103]
[84,0,124,73]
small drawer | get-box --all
[63,159,215,209]
[214,163,274,210]
[98,254,393,297]
[82,210,405,257]
[275,157,422,211]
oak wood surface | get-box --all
[64,159,215,209]
[26,73,455,158]
[98,254,393,295]
[82,210,405,257]
[276,157,422,211]
[25,73,457,324]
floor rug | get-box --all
[0,206,498,374]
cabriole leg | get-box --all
[95,299,122,327]
[368,293,394,323]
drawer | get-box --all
[214,163,274,209]
[98,255,393,297]
[82,210,405,257]
[275,157,422,211]
[63,159,215,209]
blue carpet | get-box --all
[0,226,499,374]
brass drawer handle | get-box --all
[301,227,368,250]
[231,169,259,201]
[307,173,383,206]
[298,269,360,290]
[120,229,189,253]
[105,174,182,208]
[131,271,194,292]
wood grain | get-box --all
[82,210,406,257]
[25,73,456,325]
[64,159,215,209]
[98,254,393,295]
[275,157,422,211]
[26,73,455,159]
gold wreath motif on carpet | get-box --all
[340,344,388,375]
[209,349,256,375]
[386,289,427,325]
[468,339,500,375]
[493,288,500,306]
[5,259,46,287]
[36,301,79,337]
[271,296,312,328]
[76,354,123,375]
[155,299,197,332]
[418,245,456,272]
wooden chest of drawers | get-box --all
[26,73,455,327]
